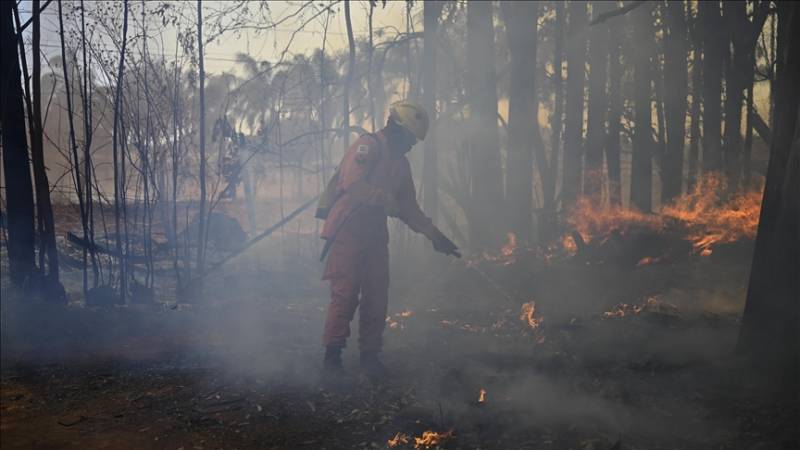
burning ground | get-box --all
[2,182,798,449]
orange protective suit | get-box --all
[321,131,435,352]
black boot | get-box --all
[321,346,353,391]
[360,351,389,381]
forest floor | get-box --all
[2,235,798,450]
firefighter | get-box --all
[318,101,460,381]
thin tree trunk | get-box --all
[605,3,623,207]
[466,0,502,248]
[58,0,89,296]
[172,40,182,287]
[687,8,702,190]
[31,0,60,284]
[343,0,355,153]
[112,0,129,300]
[1,0,36,286]
[196,0,207,284]
[367,2,376,132]
[722,1,746,189]
[502,1,538,243]
[662,0,688,202]
[79,0,97,286]
[584,1,611,200]
[545,0,565,237]
[561,0,588,211]
[422,0,443,227]
[743,64,754,188]
[631,1,653,212]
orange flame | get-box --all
[564,173,762,255]
[414,430,455,449]
[474,232,518,266]
[386,310,415,330]
[519,301,543,329]
[661,174,761,253]
[603,296,679,319]
[388,432,410,448]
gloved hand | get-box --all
[430,228,461,258]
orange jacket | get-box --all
[321,131,435,246]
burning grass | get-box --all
[565,173,762,256]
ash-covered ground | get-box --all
[1,234,797,450]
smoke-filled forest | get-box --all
[1,1,798,449]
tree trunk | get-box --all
[662,0,688,202]
[583,1,611,200]
[30,0,59,283]
[562,0,588,211]
[343,0,355,153]
[58,0,89,296]
[1,0,36,286]
[605,3,623,207]
[79,0,97,287]
[687,9,702,191]
[422,0,443,227]
[722,1,746,189]
[196,0,207,281]
[502,1,538,243]
[725,1,770,190]
[466,0,502,248]
[737,2,799,381]
[631,1,653,212]
[743,63,754,188]
[544,0,565,239]
[699,1,723,173]
[112,0,129,299]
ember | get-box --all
[519,301,543,329]
[386,310,415,330]
[388,432,410,448]
[474,232,518,266]
[478,388,487,403]
[603,297,679,319]
[414,430,455,449]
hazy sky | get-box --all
[22,0,416,76]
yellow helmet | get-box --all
[389,101,429,141]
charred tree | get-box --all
[544,0,565,238]
[502,1,538,243]
[584,1,612,200]
[58,0,90,296]
[466,0,502,248]
[422,0,443,226]
[605,2,623,207]
[112,0,129,300]
[30,0,59,285]
[630,1,653,212]
[737,2,799,381]
[687,7,702,191]
[1,0,36,286]
[662,0,688,202]
[561,0,588,211]
[723,0,770,189]
[699,1,724,173]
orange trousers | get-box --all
[322,235,389,353]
